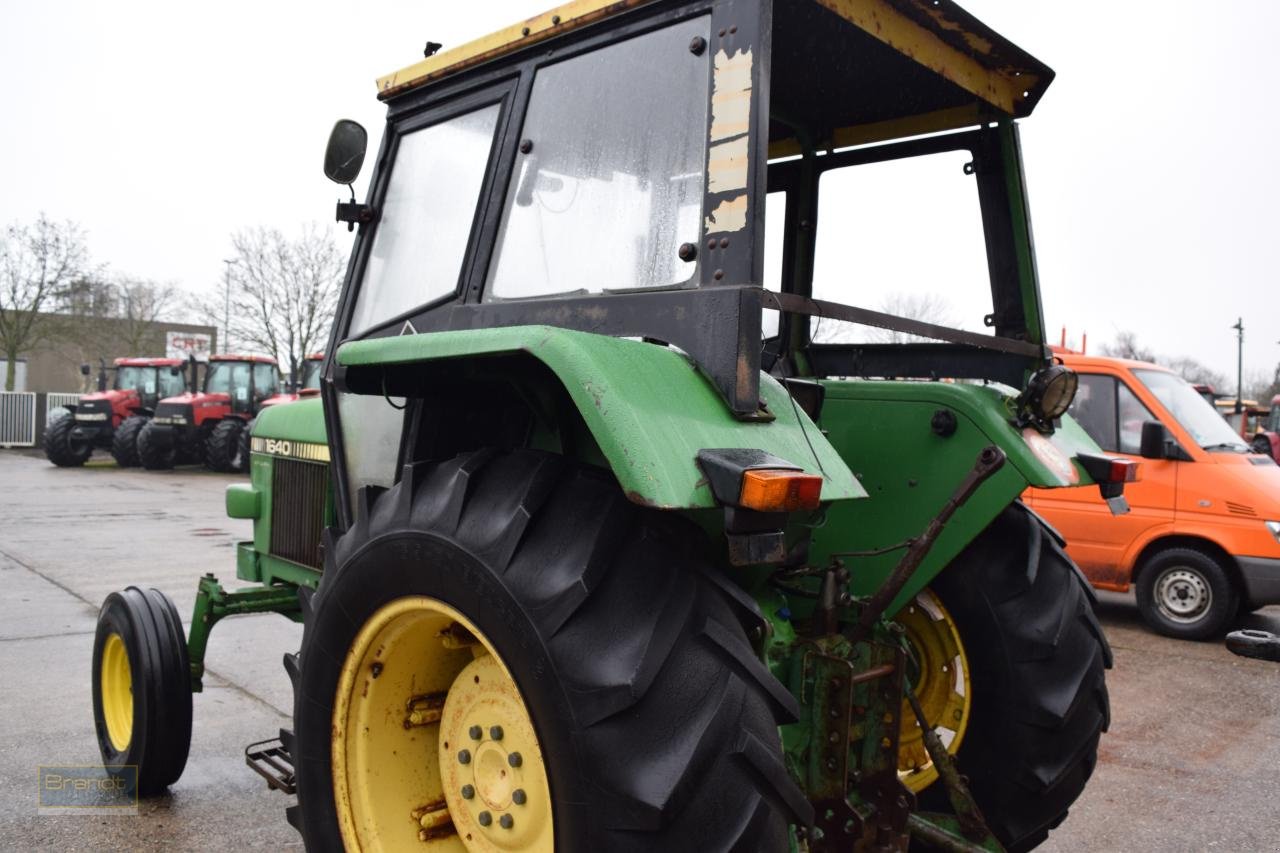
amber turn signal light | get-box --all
[739,469,823,512]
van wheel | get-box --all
[1136,548,1237,640]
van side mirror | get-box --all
[1139,421,1167,459]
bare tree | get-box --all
[1100,330,1156,363]
[112,277,179,354]
[1164,356,1229,392]
[193,225,343,374]
[811,291,959,344]
[0,215,89,390]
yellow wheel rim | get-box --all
[100,632,133,753]
[895,589,971,793]
[332,596,553,852]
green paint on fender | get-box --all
[811,379,1106,614]
[337,326,863,509]
[252,396,327,444]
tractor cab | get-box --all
[203,356,280,415]
[112,358,188,409]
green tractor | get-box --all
[90,1,1138,849]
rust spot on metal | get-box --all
[1077,560,1130,592]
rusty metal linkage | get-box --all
[847,446,1006,646]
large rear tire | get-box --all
[923,503,1112,852]
[44,414,92,467]
[91,587,192,795]
[205,418,246,473]
[111,415,147,468]
[290,450,809,852]
[137,422,176,470]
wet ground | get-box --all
[1,449,1278,851]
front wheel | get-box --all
[111,416,147,467]
[137,422,176,470]
[920,503,1112,852]
[1136,547,1237,640]
[205,418,246,472]
[91,587,192,795]
[290,450,808,852]
[45,415,92,467]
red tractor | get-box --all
[259,352,323,410]
[1252,394,1280,461]
[136,354,280,473]
[44,357,189,468]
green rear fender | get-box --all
[337,326,863,510]
[812,379,1106,614]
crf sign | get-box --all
[166,332,212,362]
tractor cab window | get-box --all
[301,360,322,391]
[809,150,990,344]
[158,367,186,398]
[115,366,147,394]
[348,104,502,335]
[253,363,279,401]
[485,18,710,300]
[207,361,252,407]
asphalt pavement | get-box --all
[1,449,1278,851]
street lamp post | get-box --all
[1232,317,1244,415]
[223,259,234,354]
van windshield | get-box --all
[1135,369,1249,452]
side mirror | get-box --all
[169,366,180,376]
[1139,421,1168,459]
[324,120,368,186]
[79,363,91,376]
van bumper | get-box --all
[1238,556,1280,607]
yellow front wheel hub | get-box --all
[895,589,971,793]
[332,596,553,852]
[100,632,133,753]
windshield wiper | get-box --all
[1201,442,1247,452]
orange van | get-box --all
[1027,352,1280,639]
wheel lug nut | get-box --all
[500,814,514,829]
[469,725,483,740]
[461,784,475,800]
[508,752,522,768]
[512,788,527,805]
[489,725,504,741]
[458,749,471,765]
[478,811,492,827]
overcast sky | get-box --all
[3,1,1276,388]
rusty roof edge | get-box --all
[888,0,1055,116]
[376,0,660,101]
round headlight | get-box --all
[1025,365,1078,422]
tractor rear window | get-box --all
[809,150,991,344]
[485,18,711,300]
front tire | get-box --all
[137,422,176,470]
[205,418,247,472]
[45,415,92,467]
[291,450,808,852]
[1135,547,1237,640]
[111,416,147,467]
[924,504,1112,852]
[91,587,193,795]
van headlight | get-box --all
[1267,521,1280,544]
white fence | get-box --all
[0,392,37,447]
[46,392,80,420]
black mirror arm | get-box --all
[336,186,377,233]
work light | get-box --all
[1020,365,1078,425]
